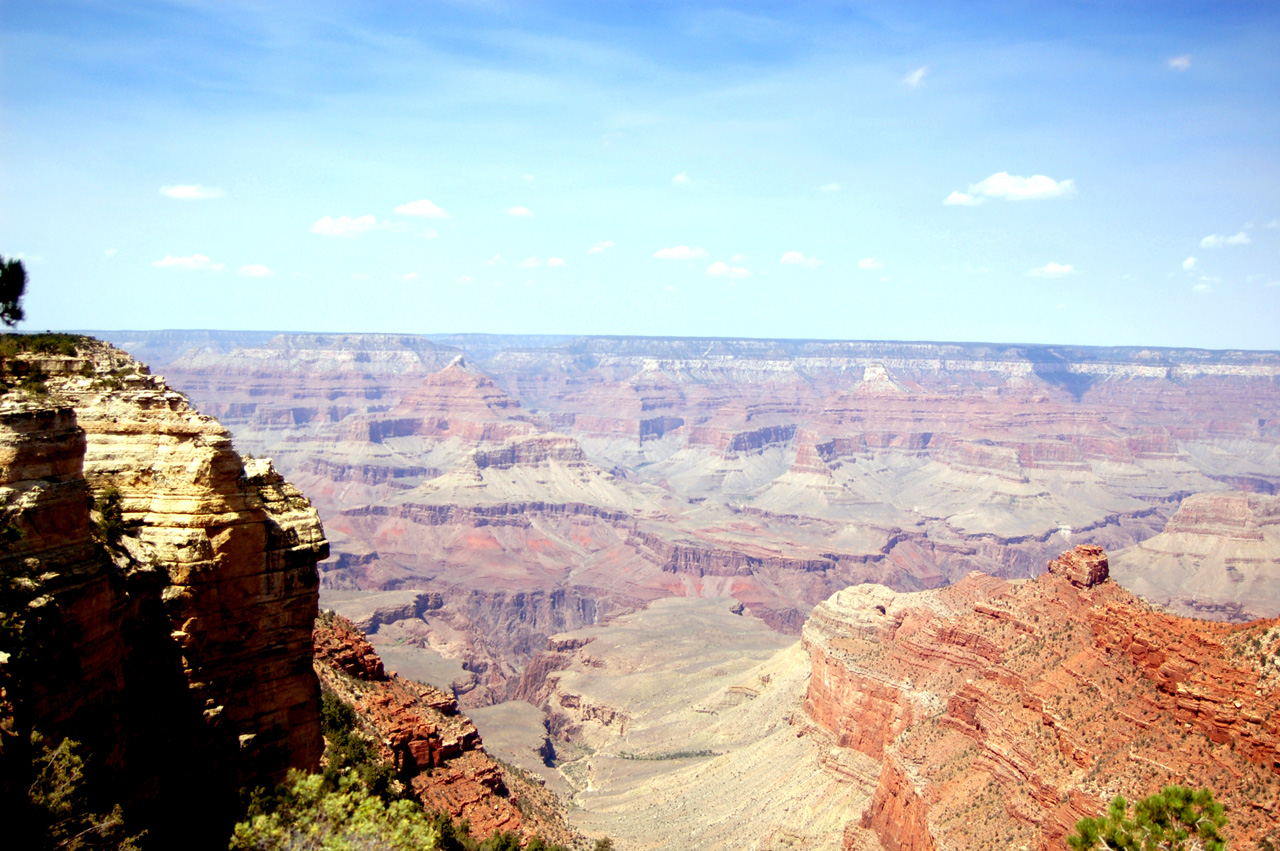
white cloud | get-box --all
[1168,55,1192,71]
[1266,280,1280,288]
[459,275,475,283]
[486,254,501,265]
[547,257,565,267]
[589,240,616,254]
[160,184,224,200]
[943,191,981,206]
[421,229,439,240]
[1182,257,1197,271]
[780,251,821,268]
[1192,282,1212,293]
[817,183,841,192]
[311,215,379,236]
[969,172,1076,201]
[523,174,535,183]
[706,261,751,279]
[517,256,541,268]
[902,66,928,87]
[1264,219,1280,229]
[352,272,371,280]
[1027,261,1075,277]
[104,248,118,259]
[152,254,223,271]
[239,264,273,277]
[654,245,707,259]
[858,257,885,270]
[506,206,533,217]
[1200,232,1250,248]
[672,172,693,186]
[394,199,449,218]
[398,272,417,281]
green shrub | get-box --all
[230,771,440,851]
[1067,785,1227,851]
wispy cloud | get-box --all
[780,251,821,268]
[547,257,565,267]
[103,248,118,259]
[672,172,693,186]
[1168,55,1192,71]
[1182,257,1197,271]
[399,272,418,281]
[589,240,616,254]
[654,245,707,259]
[706,260,751,278]
[858,257,885,270]
[517,256,542,268]
[160,184,223,200]
[1028,261,1075,277]
[506,206,533,217]
[943,191,981,206]
[902,66,928,87]
[152,254,223,271]
[1200,232,1250,248]
[394,199,449,218]
[311,215,380,236]
[239,264,272,277]
[485,254,501,265]
[817,183,841,192]
[1192,282,1212,293]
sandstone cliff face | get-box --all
[801,546,1280,851]
[0,338,328,845]
[312,612,577,846]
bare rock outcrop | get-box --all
[0,337,328,846]
[802,545,1280,851]
[312,612,578,846]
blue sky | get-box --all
[3,1,1279,348]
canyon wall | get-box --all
[97,331,1280,702]
[0,337,328,846]
[800,545,1280,850]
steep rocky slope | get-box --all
[0,336,328,846]
[803,545,1279,850]
[98,331,1280,703]
[513,546,1278,850]
[312,612,580,846]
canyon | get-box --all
[99,331,1280,707]
[10,329,1280,849]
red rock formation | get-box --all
[1047,543,1109,588]
[802,545,1280,851]
[312,613,577,845]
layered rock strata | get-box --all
[312,612,578,846]
[801,545,1280,851]
[0,337,328,846]
[96,331,1280,704]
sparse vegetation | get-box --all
[233,690,585,851]
[20,734,145,850]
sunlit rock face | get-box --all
[100,331,1280,703]
[0,338,327,846]
[799,546,1280,851]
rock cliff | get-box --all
[0,336,328,846]
[801,545,1280,851]
[312,612,578,845]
